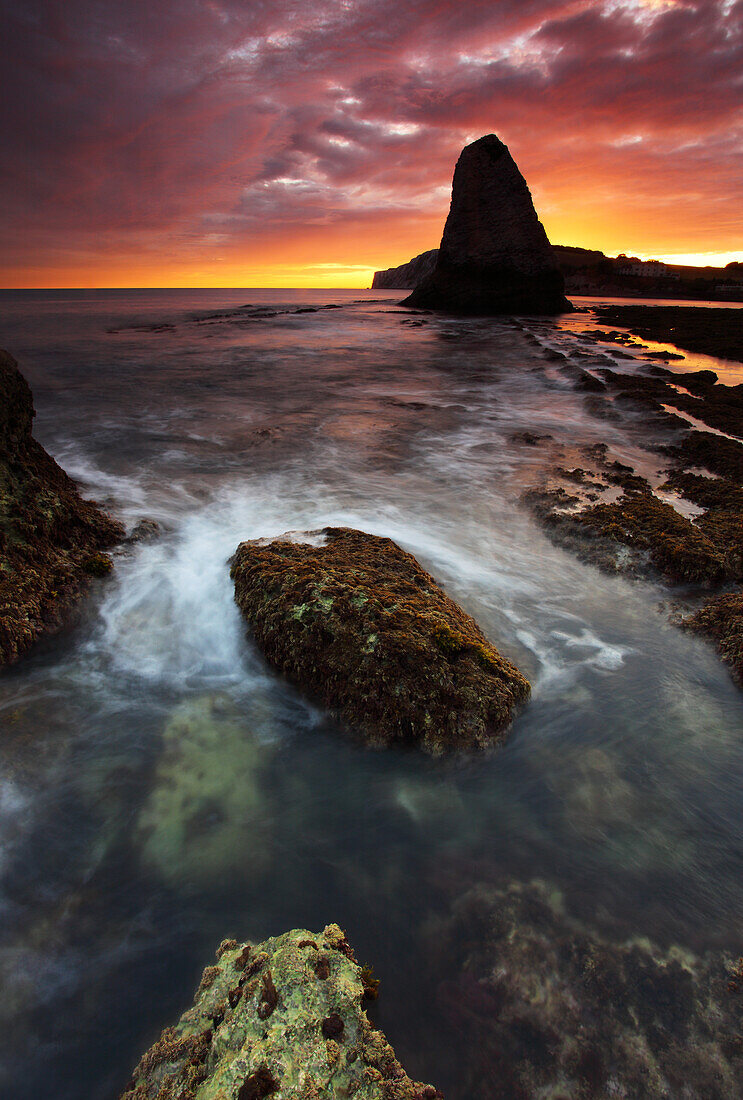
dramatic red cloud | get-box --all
[1,0,741,286]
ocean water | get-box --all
[0,289,742,1097]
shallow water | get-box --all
[0,289,742,1098]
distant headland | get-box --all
[374,245,743,303]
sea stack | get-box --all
[404,134,570,315]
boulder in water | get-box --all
[230,527,529,753]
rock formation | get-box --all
[121,924,442,1100]
[230,527,529,753]
[372,250,438,290]
[0,349,124,664]
[377,134,570,314]
[429,878,743,1099]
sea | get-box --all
[0,288,742,1097]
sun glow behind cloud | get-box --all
[1,0,741,287]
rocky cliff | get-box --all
[121,924,442,1100]
[375,134,570,314]
[0,349,124,664]
[372,250,438,290]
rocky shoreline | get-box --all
[0,348,124,665]
[522,319,743,684]
[3,299,743,1097]
[593,305,743,364]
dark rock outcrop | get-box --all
[121,924,442,1100]
[0,349,123,664]
[402,135,570,315]
[372,250,438,290]
[230,527,529,753]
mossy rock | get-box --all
[230,528,529,753]
[575,488,732,585]
[121,925,442,1100]
[83,552,114,577]
[0,348,123,664]
[685,591,743,683]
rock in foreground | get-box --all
[0,349,124,664]
[122,924,441,1100]
[231,528,529,752]
[404,135,570,315]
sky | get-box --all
[1,0,741,288]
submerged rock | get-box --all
[230,528,529,753]
[430,878,743,1100]
[121,924,441,1100]
[0,349,123,664]
[135,695,272,889]
[402,135,570,315]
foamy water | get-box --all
[0,289,742,1098]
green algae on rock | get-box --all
[121,924,442,1100]
[0,348,123,665]
[135,695,272,889]
[230,528,529,753]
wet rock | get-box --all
[121,924,442,1100]
[685,591,743,684]
[125,518,162,544]
[0,349,124,665]
[669,431,743,482]
[429,878,743,1100]
[526,475,733,585]
[594,305,743,364]
[403,135,570,315]
[230,527,529,753]
[135,695,272,888]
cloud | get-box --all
[1,0,741,284]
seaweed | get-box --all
[237,1065,278,1100]
[684,591,743,683]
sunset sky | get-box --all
[2,0,742,288]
